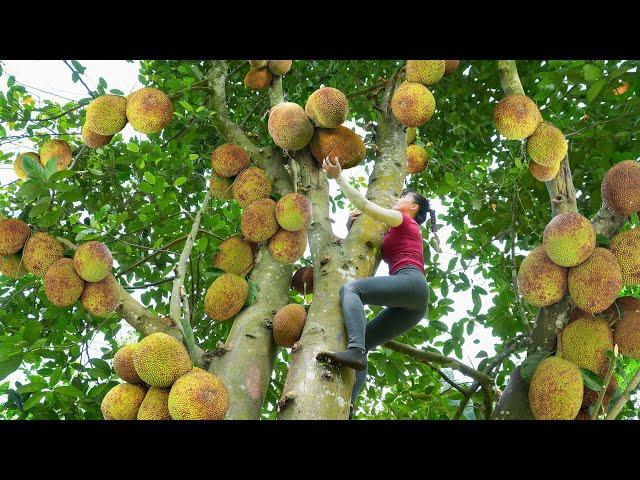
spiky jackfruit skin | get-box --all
[44,258,85,307]
[614,309,640,359]
[309,126,365,169]
[244,67,273,90]
[249,60,268,68]
[22,232,64,277]
[568,248,622,314]
[137,387,171,420]
[558,316,614,375]
[291,266,314,294]
[85,95,128,136]
[240,198,279,243]
[542,212,596,267]
[390,81,436,127]
[133,333,192,388]
[211,144,250,178]
[530,159,560,182]
[126,87,173,134]
[275,193,312,232]
[101,383,147,420]
[493,94,541,140]
[405,60,446,85]
[168,367,229,420]
[268,102,315,151]
[81,274,121,317]
[268,228,307,264]
[407,144,429,174]
[14,152,39,180]
[601,160,640,216]
[582,376,617,409]
[0,219,30,255]
[113,344,143,384]
[267,60,292,76]
[444,60,460,76]
[209,173,234,200]
[82,124,112,148]
[305,87,349,128]
[273,303,307,347]
[610,229,640,285]
[40,139,72,170]
[232,167,273,208]
[528,356,583,420]
[213,236,254,277]
[526,122,568,167]
[517,245,568,307]
[0,254,28,279]
[204,273,248,321]
[73,241,113,282]
[405,127,417,145]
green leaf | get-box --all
[23,320,43,345]
[144,172,156,184]
[586,79,607,103]
[179,100,194,112]
[44,157,59,179]
[49,170,76,182]
[22,155,47,181]
[55,385,84,398]
[110,89,125,95]
[444,172,457,188]
[520,351,552,383]
[127,143,139,153]
[580,368,603,392]
[23,391,45,410]
[0,354,23,381]
[583,64,602,82]
[174,177,187,187]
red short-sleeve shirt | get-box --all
[381,211,425,275]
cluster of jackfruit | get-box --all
[101,332,228,420]
[0,219,121,317]
[493,92,568,182]
[82,87,173,149]
[13,139,74,180]
[244,61,293,91]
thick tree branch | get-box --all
[606,367,640,420]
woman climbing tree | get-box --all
[316,156,439,418]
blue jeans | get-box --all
[338,265,429,408]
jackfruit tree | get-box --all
[1,59,640,420]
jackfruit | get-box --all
[137,387,171,420]
[526,121,568,167]
[0,254,28,279]
[309,126,365,169]
[516,245,568,307]
[81,273,121,317]
[390,81,436,127]
[168,367,228,420]
[113,344,143,384]
[82,124,112,149]
[211,143,250,178]
[85,95,128,136]
[244,67,273,90]
[291,266,314,294]
[213,236,254,277]
[249,60,268,68]
[268,228,307,264]
[240,198,279,243]
[557,315,614,375]
[232,167,272,208]
[0,219,30,255]
[529,159,560,182]
[405,127,417,145]
[126,87,173,134]
[614,309,640,359]
[528,356,583,420]
[407,144,429,174]
[133,332,192,388]
[40,139,72,170]
[610,229,640,285]
[204,273,249,321]
[305,87,349,128]
[43,258,86,307]
[493,94,541,140]
[209,172,234,200]
[14,152,39,180]
[568,247,622,314]
[273,303,307,347]
[268,60,292,76]
[268,102,315,151]
[73,241,113,282]
[22,232,64,277]
[601,160,640,216]
[405,60,445,85]
[101,383,147,420]
[542,212,596,267]
[444,60,460,76]
[275,193,312,232]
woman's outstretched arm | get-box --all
[323,156,403,228]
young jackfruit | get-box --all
[211,144,250,178]
[493,94,541,140]
[101,383,147,420]
[113,343,143,384]
[529,159,560,182]
[528,356,583,420]
[305,87,349,128]
[557,315,614,375]
[273,303,307,347]
[44,258,85,307]
[204,273,249,321]
[168,367,228,420]
[240,198,279,243]
[85,95,128,136]
[82,124,112,149]
[614,309,640,359]
[126,87,173,134]
[213,236,254,277]
[601,160,640,216]
[610,228,640,285]
[517,245,568,307]
[244,68,273,90]
[13,152,39,180]
[0,219,30,255]
[22,232,64,277]
[309,126,365,170]
[568,247,622,314]
[232,167,272,208]
[132,332,193,388]
[390,81,436,128]
[267,102,315,151]
[0,254,28,279]
[137,387,171,420]
[268,228,307,264]
[73,241,113,282]
[81,273,121,317]
[40,139,73,171]
[526,121,568,167]
[267,60,293,76]
[542,212,596,267]
[407,144,429,174]
[275,193,312,232]
[405,60,446,85]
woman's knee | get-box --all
[339,280,358,299]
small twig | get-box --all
[592,348,617,419]
[124,277,176,290]
[606,366,640,420]
[62,60,95,99]
[117,234,189,277]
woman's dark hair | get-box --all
[402,189,437,233]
